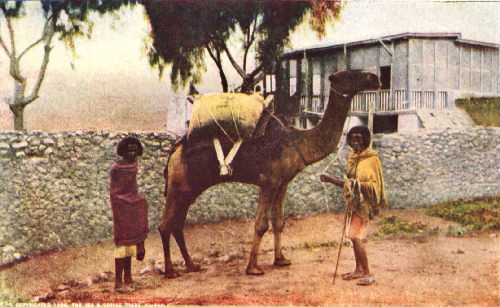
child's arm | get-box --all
[320,174,344,188]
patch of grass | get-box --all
[425,195,500,233]
[0,274,30,304]
[456,97,500,127]
[376,216,427,236]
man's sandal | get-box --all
[341,272,363,280]
[357,276,376,286]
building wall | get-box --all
[408,38,499,104]
[1,128,499,264]
[393,41,409,91]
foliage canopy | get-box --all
[144,0,342,93]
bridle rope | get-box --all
[320,87,353,212]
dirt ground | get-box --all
[2,209,499,306]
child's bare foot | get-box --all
[115,285,134,293]
[124,276,134,284]
[114,281,124,290]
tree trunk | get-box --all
[219,69,229,93]
[240,77,254,94]
[10,103,25,131]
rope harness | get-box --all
[205,87,351,178]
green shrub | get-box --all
[456,97,500,127]
[376,216,427,236]
[426,195,500,232]
[0,275,29,304]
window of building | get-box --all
[312,60,322,96]
[266,74,276,93]
[380,66,391,90]
[289,60,297,96]
[312,74,321,96]
[290,77,297,96]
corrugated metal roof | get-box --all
[283,32,499,58]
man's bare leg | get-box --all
[352,238,375,286]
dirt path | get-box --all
[2,209,499,305]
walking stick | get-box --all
[332,179,359,285]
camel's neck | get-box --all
[293,90,352,165]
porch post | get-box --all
[368,93,376,134]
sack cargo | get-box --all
[187,93,272,142]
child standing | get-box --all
[110,137,149,291]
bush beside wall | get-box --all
[456,97,500,127]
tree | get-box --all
[0,0,136,131]
[144,0,342,94]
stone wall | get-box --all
[1,128,499,264]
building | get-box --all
[264,33,500,133]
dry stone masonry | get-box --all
[0,127,499,265]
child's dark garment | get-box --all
[110,161,149,246]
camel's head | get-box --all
[328,70,380,97]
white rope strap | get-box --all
[225,138,242,168]
[201,101,235,144]
[213,137,231,176]
[212,137,243,176]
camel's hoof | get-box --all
[273,257,292,267]
[186,263,202,272]
[246,265,265,275]
[164,270,181,279]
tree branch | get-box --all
[3,10,16,56]
[0,35,10,56]
[243,14,258,73]
[0,4,12,56]
[25,21,55,107]
[205,43,221,70]
[18,15,53,60]
[247,62,264,80]
[254,71,264,84]
[205,42,229,92]
[221,41,246,79]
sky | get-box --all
[0,0,499,132]
[290,0,499,49]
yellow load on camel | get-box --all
[187,92,274,176]
[187,92,273,141]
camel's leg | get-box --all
[246,185,276,275]
[158,201,180,278]
[159,186,202,278]
[271,184,292,267]
[171,201,202,273]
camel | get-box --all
[160,70,381,277]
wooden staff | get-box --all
[320,175,360,285]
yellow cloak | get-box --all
[346,147,388,211]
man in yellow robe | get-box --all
[321,126,387,286]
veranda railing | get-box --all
[301,90,448,114]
